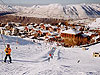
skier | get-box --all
[48,47,56,62]
[4,44,12,63]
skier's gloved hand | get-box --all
[6,51,8,53]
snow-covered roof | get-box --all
[7,22,15,24]
[41,30,49,33]
[83,32,95,36]
[88,18,100,28]
[57,34,61,37]
[51,26,58,29]
[36,26,40,29]
[75,26,81,31]
[49,32,58,36]
[34,23,38,26]
[27,25,33,29]
[5,30,10,33]
[44,24,51,27]
[40,23,44,25]
[31,32,37,35]
[5,24,9,27]
[47,36,54,38]
[16,26,25,31]
[58,22,61,25]
[81,34,88,37]
[62,28,66,31]
[15,23,21,25]
[61,29,81,35]
[54,32,59,35]
[61,24,64,27]
[29,36,35,39]
[37,37,45,40]
[92,36,100,40]
[0,27,4,29]
[33,28,40,31]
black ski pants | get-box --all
[4,54,12,63]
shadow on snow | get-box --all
[0,35,34,45]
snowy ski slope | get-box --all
[0,35,100,75]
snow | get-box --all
[27,25,33,29]
[44,24,51,27]
[0,35,100,75]
[37,37,45,40]
[51,26,58,29]
[16,26,25,31]
[47,36,54,38]
[61,29,81,34]
[5,30,11,35]
[83,32,95,36]
[88,18,100,28]
[92,35,100,41]
[0,3,99,19]
[33,28,40,31]
[49,32,58,36]
[0,27,3,29]
[41,30,49,33]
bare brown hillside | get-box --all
[0,15,65,26]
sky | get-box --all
[1,0,100,6]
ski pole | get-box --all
[1,34,6,48]
[1,51,3,63]
[0,34,6,62]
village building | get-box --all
[36,30,42,36]
[48,27,54,32]
[50,32,59,36]
[61,29,81,38]
[27,25,34,32]
[5,23,14,30]
[40,30,50,37]
[16,26,25,32]
[40,24,46,30]
[12,28,19,36]
[51,26,58,31]
[15,23,21,27]
[33,23,38,28]
[5,24,11,30]
[15,26,26,37]
[60,29,86,47]
[46,36,55,42]
[60,24,66,29]
[5,30,11,36]
[44,24,51,30]
[30,31,39,38]
[37,37,45,40]
[36,26,40,29]
[0,27,5,35]
[57,28,61,33]
[83,31,98,43]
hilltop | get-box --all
[0,3,100,20]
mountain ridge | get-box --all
[0,3,100,20]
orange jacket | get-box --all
[4,48,11,55]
